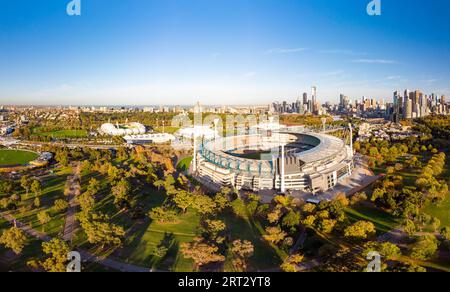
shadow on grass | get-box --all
[220,212,284,271]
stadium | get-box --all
[194,126,354,194]
[99,122,146,136]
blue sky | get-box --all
[0,0,449,105]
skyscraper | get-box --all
[311,86,317,113]
[405,97,413,119]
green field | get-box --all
[12,166,72,237]
[425,195,450,228]
[122,208,200,271]
[0,150,38,166]
[176,157,192,172]
[346,204,399,235]
[33,128,88,138]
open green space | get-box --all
[122,208,200,271]
[81,185,199,271]
[12,166,72,237]
[154,126,179,135]
[33,128,88,139]
[0,217,44,272]
[0,150,38,167]
[221,213,285,271]
[176,157,192,172]
[424,195,450,228]
[346,204,399,235]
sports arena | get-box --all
[99,122,146,136]
[194,126,354,193]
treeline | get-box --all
[415,115,450,142]
[415,153,448,202]
[355,135,440,169]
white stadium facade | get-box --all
[193,126,354,194]
[100,122,147,136]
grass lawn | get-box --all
[75,179,199,271]
[0,150,38,166]
[122,209,200,271]
[221,213,286,271]
[33,128,88,139]
[12,166,72,237]
[424,195,450,228]
[154,126,179,135]
[176,157,192,172]
[346,204,399,235]
[0,217,44,272]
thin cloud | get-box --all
[322,70,345,77]
[421,78,438,83]
[267,48,308,54]
[319,49,367,56]
[241,72,256,78]
[352,59,398,64]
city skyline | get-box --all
[1,0,450,105]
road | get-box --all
[18,140,123,150]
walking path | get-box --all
[0,212,154,272]
[1,213,51,242]
[62,163,81,243]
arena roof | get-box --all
[202,131,347,167]
[293,133,346,164]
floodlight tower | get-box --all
[348,123,353,157]
[213,118,220,151]
[280,143,286,193]
[321,117,327,132]
[192,134,197,173]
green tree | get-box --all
[173,190,193,213]
[410,235,439,260]
[318,219,337,234]
[87,178,100,195]
[0,226,27,255]
[203,219,226,244]
[54,199,69,213]
[263,227,287,244]
[431,217,441,232]
[180,239,225,270]
[40,238,70,272]
[282,210,301,231]
[440,227,450,240]
[231,239,254,271]
[37,211,51,227]
[148,207,178,223]
[78,212,125,248]
[280,254,304,272]
[403,219,417,236]
[344,221,376,240]
[34,197,41,208]
[77,191,95,212]
[363,242,401,260]
[30,180,42,197]
[192,195,217,215]
[55,150,69,166]
[20,175,32,197]
[111,178,131,207]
